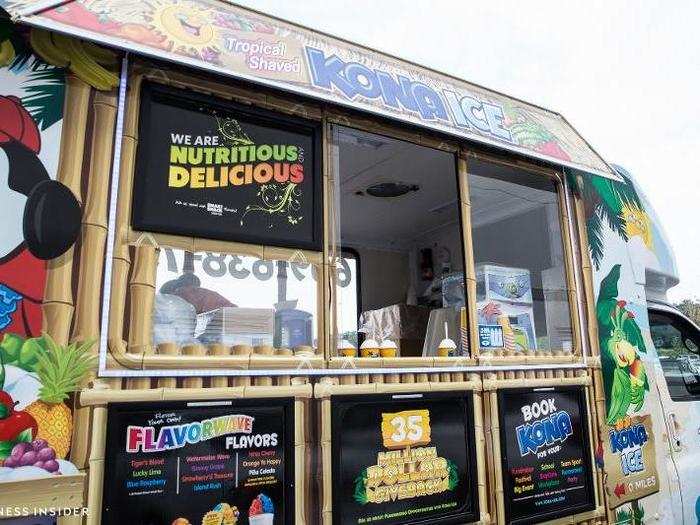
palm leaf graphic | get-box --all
[567,166,644,269]
[20,67,65,130]
[1,19,65,130]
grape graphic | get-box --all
[3,441,60,472]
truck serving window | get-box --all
[467,158,574,353]
[650,310,700,401]
[152,248,320,352]
[331,125,466,357]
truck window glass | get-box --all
[152,248,319,351]
[331,125,466,357]
[650,310,700,401]
[467,159,574,353]
[336,248,361,348]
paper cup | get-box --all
[437,346,456,357]
[380,347,397,357]
[249,514,274,525]
[360,347,380,358]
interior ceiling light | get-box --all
[365,182,420,198]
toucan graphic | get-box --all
[0,95,81,336]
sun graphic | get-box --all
[622,202,653,250]
[148,0,221,55]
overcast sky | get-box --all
[237,0,700,302]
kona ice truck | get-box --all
[0,1,698,525]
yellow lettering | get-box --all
[168,166,190,187]
[170,146,188,164]
[190,167,205,188]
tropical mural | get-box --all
[0,19,70,338]
[567,165,649,270]
[573,163,672,523]
[0,21,91,485]
[597,265,648,425]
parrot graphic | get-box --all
[596,264,649,425]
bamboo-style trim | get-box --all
[458,154,477,361]
[314,378,481,399]
[322,118,333,362]
[489,389,506,525]
[463,148,562,180]
[482,375,590,390]
[324,109,460,153]
[472,390,490,524]
[558,182,584,356]
[107,70,144,357]
[137,63,323,121]
[42,74,91,345]
[73,90,118,342]
[574,192,601,356]
[70,89,119,471]
[80,383,313,405]
[477,353,581,366]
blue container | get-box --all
[275,309,313,347]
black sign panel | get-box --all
[331,391,479,525]
[132,81,322,250]
[498,386,595,525]
[102,398,294,525]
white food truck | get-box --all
[0,1,697,524]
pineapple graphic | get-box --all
[24,334,96,459]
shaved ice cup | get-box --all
[248,514,274,525]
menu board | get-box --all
[498,386,595,524]
[132,81,322,251]
[102,398,294,525]
[331,391,479,525]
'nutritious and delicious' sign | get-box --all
[132,81,321,250]
[498,386,595,524]
[331,391,479,525]
[102,398,294,525]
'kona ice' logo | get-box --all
[609,422,649,476]
[305,47,448,121]
[516,399,573,456]
[305,47,513,143]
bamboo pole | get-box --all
[231,344,252,386]
[253,345,275,386]
[156,342,179,388]
[42,75,91,344]
[127,244,158,356]
[490,390,506,525]
[210,343,231,387]
[181,344,207,388]
[276,347,293,386]
[69,89,119,471]
[107,73,143,360]
[72,90,117,343]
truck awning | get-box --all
[1,0,619,180]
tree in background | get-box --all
[675,299,700,325]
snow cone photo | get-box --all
[248,493,274,525]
